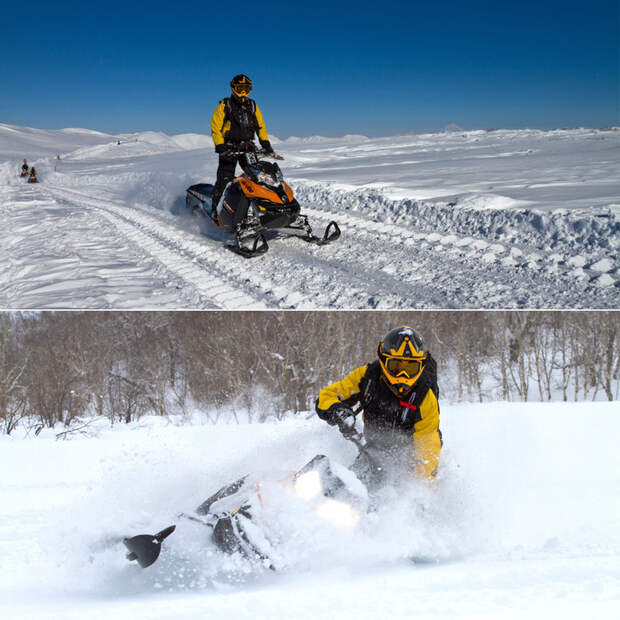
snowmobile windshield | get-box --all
[250,161,283,188]
[385,357,423,378]
[256,169,282,187]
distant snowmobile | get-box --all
[123,431,373,570]
[27,167,38,183]
[186,148,340,258]
[20,159,29,177]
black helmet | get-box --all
[230,74,253,99]
[377,326,428,396]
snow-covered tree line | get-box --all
[0,311,617,433]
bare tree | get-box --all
[2,310,617,433]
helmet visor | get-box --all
[385,357,422,378]
[233,83,252,94]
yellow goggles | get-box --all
[385,357,423,378]
[233,84,252,94]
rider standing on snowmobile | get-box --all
[316,326,442,482]
[21,159,29,174]
[210,74,275,209]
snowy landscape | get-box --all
[1,403,619,619]
[2,4,617,618]
[1,123,618,309]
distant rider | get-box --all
[210,74,274,209]
[316,326,442,485]
[21,159,29,175]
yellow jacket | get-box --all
[211,97,269,147]
[317,362,442,480]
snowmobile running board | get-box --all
[123,524,176,568]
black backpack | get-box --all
[222,97,258,135]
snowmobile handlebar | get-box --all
[346,431,366,451]
[336,421,366,450]
[221,148,284,161]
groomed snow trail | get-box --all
[1,184,266,309]
[1,126,618,308]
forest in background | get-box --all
[0,311,618,434]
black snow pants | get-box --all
[212,154,241,209]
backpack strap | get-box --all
[223,97,231,124]
[354,361,381,412]
[247,98,258,131]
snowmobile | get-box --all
[27,168,38,183]
[20,160,29,177]
[123,430,374,570]
[185,148,340,258]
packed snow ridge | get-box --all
[0,124,618,309]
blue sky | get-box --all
[1,0,617,138]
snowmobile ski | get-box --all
[278,217,341,246]
[227,227,269,258]
[316,220,341,244]
[123,524,176,568]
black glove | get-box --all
[328,404,357,438]
[260,140,274,154]
[215,144,227,154]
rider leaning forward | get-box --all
[210,74,274,209]
[316,326,442,485]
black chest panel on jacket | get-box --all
[223,97,257,142]
[348,357,438,436]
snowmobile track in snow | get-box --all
[3,177,617,309]
[39,185,452,309]
[43,185,282,309]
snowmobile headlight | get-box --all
[294,470,323,500]
[316,499,360,528]
[257,171,281,187]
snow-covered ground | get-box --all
[1,123,618,308]
[1,403,619,619]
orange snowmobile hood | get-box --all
[236,175,294,205]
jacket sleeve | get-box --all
[412,388,442,480]
[254,104,270,142]
[316,365,368,418]
[211,101,227,146]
